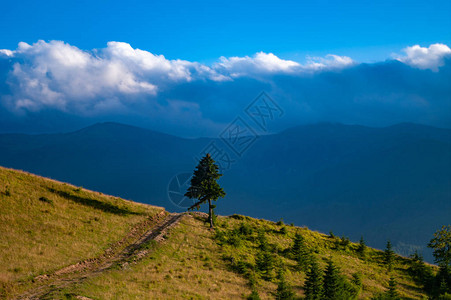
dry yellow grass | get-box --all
[0,166,163,297]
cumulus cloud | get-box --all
[214,52,354,77]
[0,41,359,114]
[215,52,301,77]
[304,54,355,71]
[0,40,450,136]
[1,40,229,113]
[4,40,158,112]
[396,43,451,71]
[0,49,14,57]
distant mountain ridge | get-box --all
[0,121,450,261]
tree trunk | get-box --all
[208,199,213,229]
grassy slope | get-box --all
[0,166,163,297]
[0,166,430,299]
[59,215,251,299]
[54,216,429,300]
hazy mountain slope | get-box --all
[224,123,451,257]
[0,122,449,261]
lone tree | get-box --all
[185,153,225,229]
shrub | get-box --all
[230,214,245,220]
[276,218,284,226]
[279,226,288,235]
[247,289,261,300]
[140,239,157,250]
[215,229,226,244]
[247,271,259,289]
[233,260,250,274]
[228,232,243,247]
[238,222,253,236]
[340,236,351,248]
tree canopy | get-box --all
[185,153,225,228]
[428,225,451,267]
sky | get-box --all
[0,0,450,137]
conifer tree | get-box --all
[304,259,323,300]
[408,251,432,286]
[358,236,367,258]
[323,258,343,299]
[275,267,295,300]
[291,232,311,271]
[350,273,363,296]
[435,265,451,296]
[185,154,225,228]
[384,240,395,271]
[256,250,274,280]
[257,229,269,251]
[386,277,400,300]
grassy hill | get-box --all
[0,166,164,298]
[0,166,434,299]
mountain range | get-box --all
[0,121,449,261]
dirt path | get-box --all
[17,212,185,300]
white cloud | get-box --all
[304,54,355,71]
[0,49,14,57]
[1,40,232,113]
[7,42,353,113]
[105,41,192,81]
[4,40,162,113]
[215,52,301,77]
[215,52,354,77]
[396,43,451,71]
[5,40,447,116]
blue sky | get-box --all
[0,1,450,136]
[1,0,450,62]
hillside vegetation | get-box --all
[42,215,432,299]
[0,166,164,297]
[0,166,434,299]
